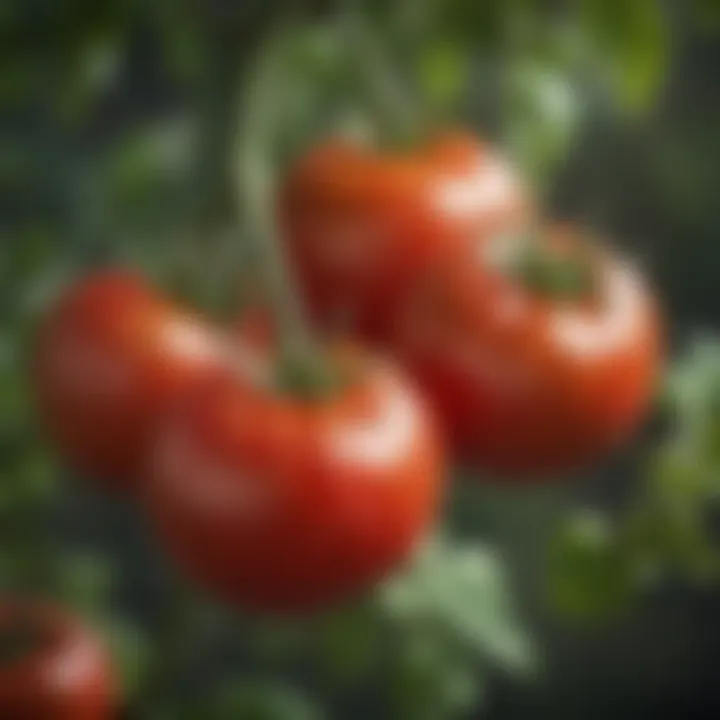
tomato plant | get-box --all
[0,600,115,719]
[32,271,227,491]
[281,131,530,343]
[393,224,663,477]
[146,345,443,613]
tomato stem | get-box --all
[236,19,316,361]
[500,232,598,302]
[340,2,424,148]
[274,350,348,401]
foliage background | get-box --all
[2,0,720,718]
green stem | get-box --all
[235,19,315,359]
[171,4,279,317]
[339,2,423,147]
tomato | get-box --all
[146,346,442,613]
[393,224,663,477]
[281,131,530,343]
[0,600,115,719]
[33,270,227,491]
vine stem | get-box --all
[234,20,315,360]
[339,1,423,147]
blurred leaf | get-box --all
[381,538,535,674]
[505,62,581,188]
[0,364,28,429]
[313,604,382,686]
[433,0,503,51]
[547,511,636,621]
[690,0,720,33]
[81,36,123,93]
[248,618,313,663]
[210,681,325,720]
[664,335,720,468]
[267,21,362,162]
[13,451,58,507]
[102,618,152,702]
[580,0,668,112]
[53,33,124,125]
[625,503,719,585]
[663,335,720,432]
[417,40,468,115]
[105,118,195,217]
[53,553,116,614]
[154,0,205,82]
[649,445,714,505]
[390,633,486,720]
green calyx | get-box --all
[273,348,349,402]
[507,235,598,302]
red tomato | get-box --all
[33,270,227,491]
[393,225,663,478]
[281,131,530,343]
[146,348,443,613]
[0,600,115,719]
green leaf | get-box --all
[211,681,325,720]
[248,618,313,663]
[53,553,116,614]
[107,119,195,208]
[580,0,668,112]
[505,62,581,189]
[154,0,204,82]
[102,618,152,703]
[53,33,125,125]
[417,40,468,115]
[14,451,59,507]
[663,335,720,473]
[624,503,719,585]
[381,538,535,674]
[312,604,382,686]
[649,445,713,505]
[390,633,486,720]
[547,511,636,621]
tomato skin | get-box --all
[146,350,443,614]
[0,601,115,720]
[33,271,226,491]
[393,225,663,478]
[281,131,530,343]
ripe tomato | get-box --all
[146,347,442,613]
[0,600,115,719]
[281,131,530,343]
[33,270,227,491]
[393,224,663,477]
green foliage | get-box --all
[389,633,486,720]
[203,681,325,720]
[102,617,153,703]
[311,605,383,686]
[381,538,535,674]
[547,512,636,621]
[580,0,668,112]
[416,40,468,119]
[52,553,117,614]
[505,62,581,186]
[548,336,720,623]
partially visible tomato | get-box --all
[33,271,227,491]
[146,346,443,614]
[281,131,530,343]
[0,600,115,719]
[393,224,663,478]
